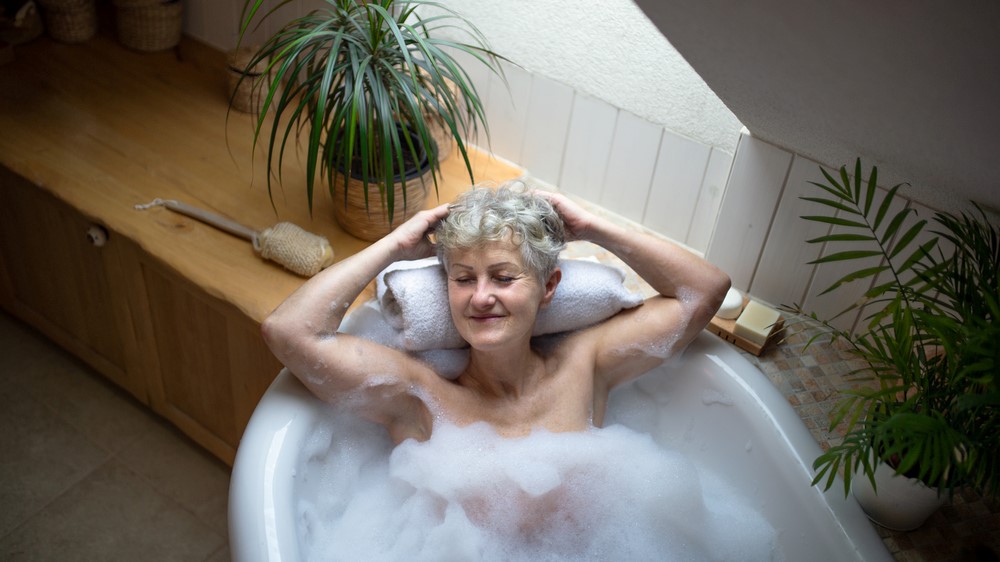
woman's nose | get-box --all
[470,280,495,308]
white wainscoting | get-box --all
[706,131,947,333]
[458,57,734,255]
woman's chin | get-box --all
[464,334,506,351]
[461,327,513,351]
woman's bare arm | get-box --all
[261,205,451,437]
[542,192,731,387]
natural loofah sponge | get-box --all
[254,222,335,277]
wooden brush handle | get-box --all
[135,198,257,241]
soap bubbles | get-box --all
[295,407,780,562]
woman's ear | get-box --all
[540,268,562,307]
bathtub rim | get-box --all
[228,331,893,561]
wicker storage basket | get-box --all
[227,47,270,114]
[331,169,432,241]
[38,0,97,43]
[113,0,183,52]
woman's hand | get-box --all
[539,191,595,241]
[388,203,451,261]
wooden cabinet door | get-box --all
[0,168,281,466]
[0,169,148,402]
[137,257,282,465]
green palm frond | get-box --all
[785,159,999,499]
[801,160,936,307]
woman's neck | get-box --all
[460,345,546,400]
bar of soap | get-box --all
[734,300,781,347]
[716,287,744,320]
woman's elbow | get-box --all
[691,268,731,326]
[261,312,297,361]
[709,269,732,312]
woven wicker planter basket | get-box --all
[114,0,183,52]
[227,47,269,114]
[331,169,432,241]
[38,0,97,43]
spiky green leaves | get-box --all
[234,0,506,223]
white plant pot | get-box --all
[851,459,948,531]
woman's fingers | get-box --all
[538,191,591,240]
[426,202,451,220]
[390,204,451,260]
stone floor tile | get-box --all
[117,418,231,537]
[0,384,107,537]
[0,460,225,561]
[14,347,157,456]
[205,544,231,562]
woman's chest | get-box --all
[445,360,599,437]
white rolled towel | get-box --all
[376,258,644,351]
[341,300,469,379]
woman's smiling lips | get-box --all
[469,314,504,322]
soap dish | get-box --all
[706,296,784,356]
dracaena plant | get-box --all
[784,159,999,499]
[235,0,504,221]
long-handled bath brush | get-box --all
[135,198,335,277]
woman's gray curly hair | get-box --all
[435,182,566,280]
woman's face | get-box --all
[445,239,557,351]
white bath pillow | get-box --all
[376,258,644,351]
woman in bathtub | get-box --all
[262,184,730,445]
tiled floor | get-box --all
[0,312,230,561]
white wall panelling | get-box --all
[518,76,575,187]
[482,61,533,167]
[748,154,832,308]
[706,133,793,291]
[643,130,712,243]
[599,112,664,223]
[558,94,619,204]
[686,148,734,252]
[708,131,959,333]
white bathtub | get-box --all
[229,330,892,561]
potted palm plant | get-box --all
[785,159,999,530]
[235,0,504,240]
